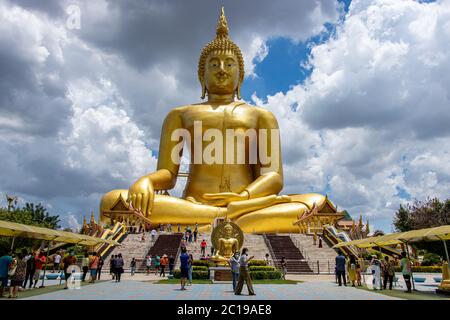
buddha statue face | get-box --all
[204,49,240,96]
[224,224,233,237]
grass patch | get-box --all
[156,279,213,284]
[357,285,450,301]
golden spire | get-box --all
[216,7,229,38]
[90,211,96,225]
[82,215,87,227]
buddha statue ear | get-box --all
[200,77,207,99]
[236,81,242,100]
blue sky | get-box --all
[242,0,351,101]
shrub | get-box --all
[249,270,282,280]
[192,260,213,267]
[192,266,208,271]
[248,260,267,267]
[248,266,277,272]
[172,269,209,280]
[421,253,442,266]
[394,266,442,273]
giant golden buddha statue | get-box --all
[100,8,330,233]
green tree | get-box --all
[393,204,412,232]
[393,198,450,260]
[0,202,61,255]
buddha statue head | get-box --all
[198,7,245,100]
[223,223,234,238]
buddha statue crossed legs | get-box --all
[100,8,327,233]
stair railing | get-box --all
[262,233,277,267]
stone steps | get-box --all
[102,232,155,271]
[290,233,338,273]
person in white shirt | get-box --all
[53,253,61,273]
[145,255,152,275]
[235,248,255,296]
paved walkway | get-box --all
[22,280,400,300]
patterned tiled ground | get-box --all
[22,280,400,300]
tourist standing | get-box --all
[369,255,382,290]
[0,252,13,297]
[193,229,198,242]
[23,251,35,289]
[97,256,104,280]
[382,256,395,290]
[229,252,240,292]
[145,255,152,275]
[62,252,77,289]
[177,224,181,233]
[115,253,124,282]
[9,249,27,299]
[81,253,89,282]
[33,251,46,288]
[264,253,271,266]
[160,254,168,277]
[130,258,137,276]
[347,256,357,287]
[188,253,193,286]
[318,236,323,248]
[400,251,412,293]
[154,255,160,275]
[200,239,207,257]
[53,252,61,273]
[168,255,175,276]
[235,248,255,296]
[356,263,362,286]
[89,252,99,283]
[335,251,346,286]
[151,229,157,242]
[280,257,287,280]
[179,248,189,290]
[110,255,116,280]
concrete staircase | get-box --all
[145,233,183,271]
[102,232,155,272]
[264,234,313,273]
[290,233,338,273]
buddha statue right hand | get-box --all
[127,176,155,215]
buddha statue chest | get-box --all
[181,104,258,133]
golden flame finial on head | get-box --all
[216,7,229,38]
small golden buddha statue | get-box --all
[99,8,329,233]
[439,262,450,291]
[211,221,242,264]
